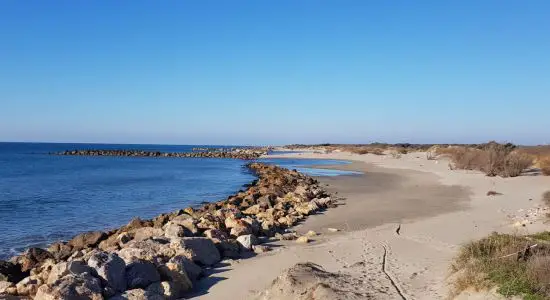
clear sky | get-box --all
[1,1,549,145]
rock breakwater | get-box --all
[56,148,270,160]
[0,163,335,299]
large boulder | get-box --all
[15,248,53,272]
[196,214,223,231]
[35,273,103,299]
[117,239,174,265]
[214,240,241,259]
[131,227,164,242]
[125,260,160,289]
[15,275,42,296]
[168,256,202,282]
[203,229,229,241]
[120,218,153,232]
[47,261,93,285]
[162,222,186,239]
[243,204,262,215]
[170,237,220,266]
[0,260,28,283]
[157,261,192,298]
[88,252,126,295]
[48,242,74,261]
[69,231,107,251]
[294,202,319,216]
[98,234,121,252]
[30,259,56,283]
[0,281,16,295]
[168,215,199,235]
[230,224,252,237]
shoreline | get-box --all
[0,162,337,299]
[189,150,550,299]
[3,150,550,299]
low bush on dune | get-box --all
[441,143,533,177]
[345,146,385,155]
[350,147,370,155]
[539,157,550,176]
[503,152,535,177]
[452,232,550,299]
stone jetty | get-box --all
[56,148,270,160]
[0,163,335,299]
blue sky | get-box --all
[1,1,549,145]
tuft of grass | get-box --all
[529,231,550,241]
[451,232,550,299]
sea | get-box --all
[0,142,359,259]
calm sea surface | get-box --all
[0,142,357,259]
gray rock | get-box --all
[131,227,164,242]
[168,256,203,282]
[236,234,259,250]
[35,273,102,300]
[169,215,198,235]
[170,237,220,266]
[125,260,160,289]
[88,251,126,294]
[215,240,241,259]
[68,260,94,275]
[163,222,186,239]
[47,262,69,285]
[118,239,174,265]
[68,231,107,251]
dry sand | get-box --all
[189,150,550,299]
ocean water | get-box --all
[0,143,357,259]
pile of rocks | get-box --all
[55,149,268,160]
[0,163,334,299]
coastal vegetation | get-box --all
[438,142,533,177]
[288,142,550,177]
[451,232,550,299]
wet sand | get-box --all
[297,161,470,233]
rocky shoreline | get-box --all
[0,163,334,299]
[55,148,270,160]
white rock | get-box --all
[236,234,259,250]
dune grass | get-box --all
[539,157,550,176]
[438,143,533,177]
[451,232,550,299]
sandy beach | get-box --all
[191,150,550,299]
